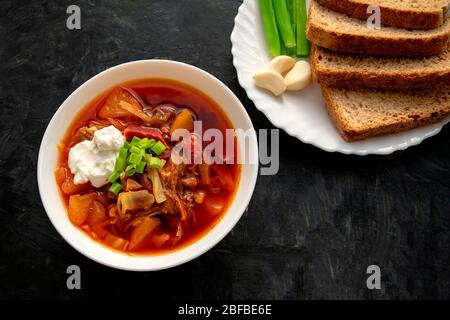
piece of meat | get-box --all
[144,104,176,127]
[160,190,180,215]
[159,159,185,191]
[157,159,197,223]
[181,176,199,188]
[69,126,97,146]
[194,190,206,204]
[179,191,195,213]
[107,118,128,132]
[139,174,153,193]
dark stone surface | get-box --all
[0,0,449,300]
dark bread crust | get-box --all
[310,46,450,89]
[315,0,448,30]
[314,69,450,90]
[307,21,450,57]
[321,86,450,142]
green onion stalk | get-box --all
[259,0,281,57]
[273,0,296,51]
[294,0,310,57]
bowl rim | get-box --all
[37,59,259,271]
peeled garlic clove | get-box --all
[252,70,286,96]
[284,61,312,91]
[269,55,296,75]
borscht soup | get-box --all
[55,79,241,255]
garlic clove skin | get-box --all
[284,61,312,91]
[269,55,297,75]
[252,70,287,96]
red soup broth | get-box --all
[56,79,241,255]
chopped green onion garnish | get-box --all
[135,161,146,174]
[138,137,149,145]
[109,182,122,195]
[114,157,126,172]
[108,170,121,183]
[128,153,142,166]
[147,139,156,150]
[137,138,152,149]
[130,145,141,154]
[130,136,141,147]
[151,141,166,155]
[119,147,128,159]
[145,154,152,166]
[148,156,162,169]
[125,165,136,177]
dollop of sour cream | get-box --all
[68,125,125,188]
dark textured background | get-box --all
[0,0,449,300]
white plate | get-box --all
[230,0,450,155]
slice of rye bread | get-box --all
[315,0,449,30]
[311,44,450,89]
[307,0,450,57]
[321,85,450,142]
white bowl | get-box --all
[37,60,259,271]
